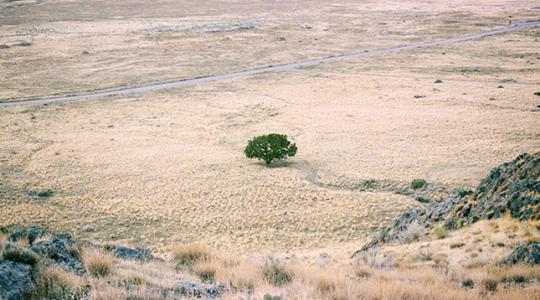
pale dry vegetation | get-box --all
[84,250,114,278]
[0,218,539,299]
[1,0,535,101]
[1,3,539,252]
[1,0,539,299]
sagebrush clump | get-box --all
[261,258,294,287]
[2,242,40,266]
[411,179,427,189]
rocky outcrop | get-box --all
[354,153,540,255]
[31,237,86,275]
[0,260,34,300]
[175,282,226,298]
[0,226,228,299]
[449,153,540,226]
[109,245,157,262]
[504,244,540,265]
[1,225,86,275]
[122,282,227,299]
[7,226,46,245]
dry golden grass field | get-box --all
[1,0,540,299]
[1,0,539,253]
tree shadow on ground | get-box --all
[256,160,295,169]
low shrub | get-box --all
[193,260,218,283]
[37,189,54,197]
[122,275,144,286]
[411,179,427,189]
[416,196,430,204]
[2,242,40,266]
[481,278,497,292]
[450,242,465,249]
[432,226,448,239]
[502,274,527,284]
[462,278,475,289]
[27,189,55,198]
[362,179,378,190]
[261,258,293,287]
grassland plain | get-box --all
[1,69,539,254]
[1,0,538,100]
[1,0,540,256]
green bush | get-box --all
[362,179,377,190]
[28,189,54,198]
[244,134,297,165]
[411,179,427,189]
[37,189,54,197]
[415,196,430,204]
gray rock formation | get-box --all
[31,237,86,275]
[0,260,34,300]
[8,226,46,245]
[110,245,157,262]
[354,153,540,256]
[504,244,540,265]
[175,282,226,298]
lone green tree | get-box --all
[244,134,297,165]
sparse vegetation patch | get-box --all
[172,243,213,268]
[411,179,427,189]
[261,258,293,287]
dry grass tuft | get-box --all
[481,278,498,292]
[433,226,449,239]
[192,259,220,283]
[35,266,86,299]
[172,243,213,269]
[486,265,540,284]
[216,260,262,289]
[261,257,294,287]
[84,250,114,278]
[353,264,372,278]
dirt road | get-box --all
[1,19,539,108]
